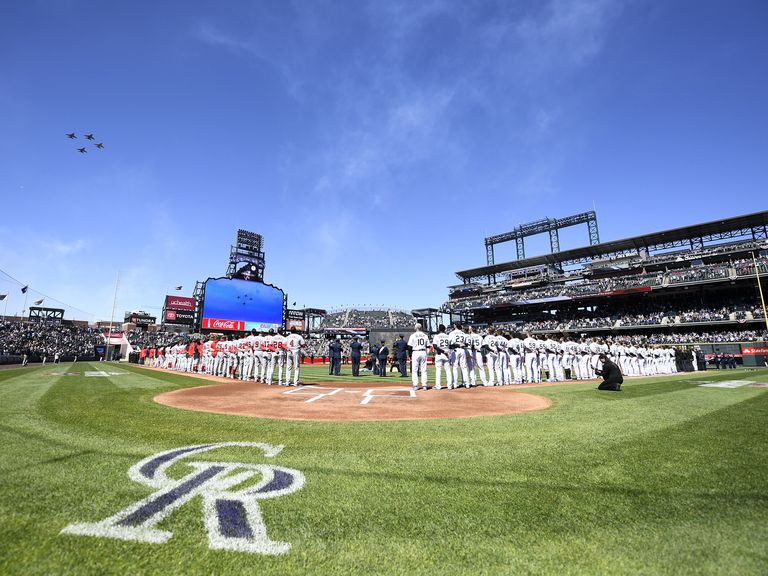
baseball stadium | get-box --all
[3,2,768,575]
[2,210,768,575]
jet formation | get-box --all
[66,133,105,153]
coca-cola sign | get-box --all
[165,295,196,311]
[202,318,245,331]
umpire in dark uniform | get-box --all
[377,339,389,377]
[595,353,623,391]
[329,335,342,376]
[350,336,363,376]
[393,334,408,377]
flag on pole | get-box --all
[33,298,44,305]
[175,285,183,290]
[0,294,7,301]
[21,286,28,294]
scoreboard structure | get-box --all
[192,229,288,332]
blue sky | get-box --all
[1,0,767,322]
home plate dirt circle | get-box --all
[154,378,552,422]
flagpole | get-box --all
[2,295,7,321]
[22,291,28,322]
[751,252,768,333]
[106,271,120,361]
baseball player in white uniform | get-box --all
[272,328,286,385]
[467,326,486,386]
[494,330,510,385]
[408,323,430,390]
[284,328,305,386]
[449,322,470,388]
[522,334,538,383]
[544,336,557,382]
[508,333,523,384]
[263,329,277,385]
[431,325,453,390]
[482,329,497,386]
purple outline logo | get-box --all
[61,442,304,555]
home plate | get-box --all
[698,380,754,389]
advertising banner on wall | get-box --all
[164,309,194,325]
[164,295,196,311]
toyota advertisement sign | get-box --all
[165,309,194,325]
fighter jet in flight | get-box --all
[95,142,104,149]
[77,147,87,153]
[85,133,95,140]
[67,133,76,139]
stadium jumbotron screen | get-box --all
[201,278,284,332]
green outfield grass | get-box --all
[1,362,766,575]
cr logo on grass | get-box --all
[61,442,304,555]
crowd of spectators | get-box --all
[667,265,730,285]
[301,336,373,361]
[319,308,415,330]
[0,321,103,361]
[445,257,768,312]
[646,330,768,344]
[678,308,731,323]
[515,303,762,334]
[734,256,768,277]
[125,330,181,349]
[445,272,666,311]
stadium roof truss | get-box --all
[484,211,600,267]
[458,210,768,284]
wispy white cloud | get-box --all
[193,0,624,264]
[40,238,86,256]
[192,21,307,98]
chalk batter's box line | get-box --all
[360,388,416,406]
[282,385,345,404]
[282,385,417,405]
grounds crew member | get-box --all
[350,335,363,376]
[595,353,623,391]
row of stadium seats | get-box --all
[445,257,768,311]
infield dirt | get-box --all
[150,368,552,421]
